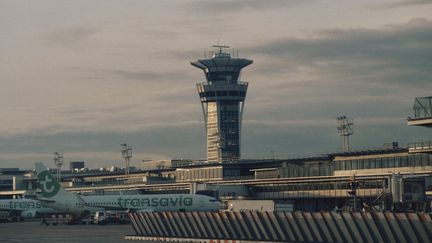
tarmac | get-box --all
[0,221,134,243]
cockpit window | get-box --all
[209,199,218,202]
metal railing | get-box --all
[412,96,432,118]
[408,141,432,151]
[197,81,248,87]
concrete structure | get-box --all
[191,45,253,163]
[407,96,432,127]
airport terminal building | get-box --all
[2,145,432,215]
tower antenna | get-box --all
[212,44,230,54]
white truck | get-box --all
[93,211,129,225]
[226,200,275,212]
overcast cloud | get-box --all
[0,0,431,169]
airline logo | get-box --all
[117,196,193,208]
[8,201,47,209]
[37,170,60,197]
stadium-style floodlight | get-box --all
[337,116,354,152]
[270,150,276,161]
[121,143,132,176]
[53,152,64,181]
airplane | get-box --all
[0,198,58,220]
[35,162,221,215]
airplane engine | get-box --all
[20,210,37,219]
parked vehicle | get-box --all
[41,214,71,226]
[79,213,95,225]
[94,211,129,225]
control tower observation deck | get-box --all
[191,45,253,163]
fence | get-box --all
[127,211,432,243]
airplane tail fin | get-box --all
[35,162,69,199]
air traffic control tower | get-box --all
[191,45,253,163]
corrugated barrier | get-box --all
[126,211,432,243]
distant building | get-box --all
[140,159,194,171]
[70,161,85,172]
[0,169,36,199]
[0,168,19,173]
[383,142,399,150]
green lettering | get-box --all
[131,199,139,207]
[28,201,35,208]
[151,198,159,207]
[36,202,42,208]
[19,202,27,209]
[141,199,150,207]
[124,199,131,207]
[118,197,123,207]
[171,197,180,206]
[160,198,168,207]
[184,197,192,206]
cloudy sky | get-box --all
[1,0,431,169]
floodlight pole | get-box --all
[337,116,354,152]
[121,143,132,177]
[270,150,276,161]
[53,152,63,181]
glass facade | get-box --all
[253,180,385,193]
[175,167,223,182]
[279,163,333,178]
[0,178,13,191]
[219,101,240,161]
[275,154,432,179]
[334,154,432,171]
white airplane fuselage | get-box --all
[45,193,220,215]
[0,198,58,218]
